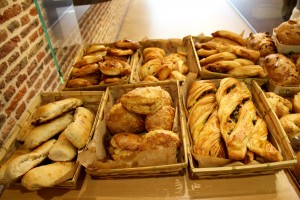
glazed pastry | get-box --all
[265,92,292,118]
[211,30,247,46]
[157,62,173,80]
[227,65,267,78]
[66,78,93,88]
[186,80,217,110]
[85,44,108,54]
[192,108,227,158]
[71,73,101,85]
[120,86,164,114]
[106,103,145,135]
[145,105,175,131]
[246,32,277,57]
[139,59,162,80]
[107,47,133,56]
[199,52,237,66]
[73,54,103,68]
[262,54,300,86]
[72,63,99,77]
[99,59,131,76]
[204,60,242,73]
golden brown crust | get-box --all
[199,52,237,66]
[66,78,93,88]
[211,30,247,46]
[275,18,300,45]
[145,105,175,132]
[139,59,162,80]
[246,32,277,57]
[143,47,165,63]
[85,44,108,54]
[72,63,99,77]
[114,39,141,50]
[107,48,134,56]
[106,103,145,135]
[293,92,300,113]
[210,37,241,46]
[265,92,292,118]
[99,59,131,76]
[73,55,103,68]
[280,113,300,139]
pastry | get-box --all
[107,47,133,56]
[204,60,242,73]
[157,61,173,80]
[73,54,103,68]
[293,92,300,113]
[48,132,77,161]
[142,75,159,82]
[106,103,145,135]
[66,78,93,88]
[145,105,175,131]
[4,139,56,184]
[227,65,267,78]
[99,59,131,76]
[211,30,247,46]
[280,113,300,139]
[21,161,77,191]
[120,86,164,115]
[169,71,186,81]
[85,44,108,54]
[197,49,219,57]
[143,47,165,63]
[246,32,277,57]
[114,39,141,50]
[265,92,292,118]
[199,52,237,66]
[25,112,73,149]
[71,63,99,77]
[274,18,300,45]
[139,59,162,80]
[64,107,95,149]
[32,98,82,124]
[262,54,300,86]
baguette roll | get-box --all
[64,107,95,149]
[24,112,73,149]
[4,139,56,184]
[21,161,77,191]
[32,98,83,124]
[48,132,77,161]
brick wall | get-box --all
[0,0,130,146]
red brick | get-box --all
[15,101,26,120]
[20,14,30,26]
[26,90,36,103]
[10,35,21,43]
[0,0,8,8]
[0,29,7,44]
[51,82,58,91]
[7,51,20,65]
[3,85,16,102]
[16,73,27,87]
[7,20,20,33]
[34,78,43,90]
[21,0,32,11]
[42,66,50,79]
[28,39,43,59]
[38,25,44,36]
[0,62,8,77]
[0,4,22,24]
[36,50,45,62]
[44,71,58,91]
[44,53,53,65]
[27,60,38,75]
[29,31,38,43]
[20,18,39,38]
[27,69,41,87]
[5,57,27,83]
[20,41,29,53]
[0,40,17,59]
[29,7,37,16]
[1,118,16,144]
[0,80,5,90]
[5,86,27,116]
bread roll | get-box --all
[48,132,77,161]
[24,112,73,149]
[64,107,95,149]
[66,78,93,88]
[73,54,103,68]
[145,105,175,132]
[32,98,83,124]
[246,32,277,57]
[21,161,77,191]
[114,39,141,50]
[4,139,56,184]
[275,18,300,45]
[265,92,292,118]
[120,86,164,115]
[199,52,237,66]
[211,30,247,46]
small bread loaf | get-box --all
[21,161,77,191]
[246,32,277,57]
[275,18,300,45]
[145,105,175,132]
[32,98,83,124]
[64,107,95,149]
[293,92,300,113]
[24,112,73,149]
[120,86,164,115]
[48,132,77,161]
[4,139,56,184]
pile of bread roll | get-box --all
[139,47,189,82]
[187,77,283,164]
[0,98,95,190]
[105,86,180,161]
[66,39,140,88]
[195,30,275,78]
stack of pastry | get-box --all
[187,78,283,165]
[0,98,95,190]
[139,47,189,82]
[67,39,140,88]
[195,30,269,78]
[105,86,181,161]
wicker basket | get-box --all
[0,91,104,188]
[79,81,188,178]
[129,37,199,84]
[182,78,296,179]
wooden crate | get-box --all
[0,91,104,188]
[190,34,268,84]
[130,37,199,83]
[61,42,135,91]
[266,79,300,96]
[182,78,296,179]
[256,86,300,188]
[79,81,188,178]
